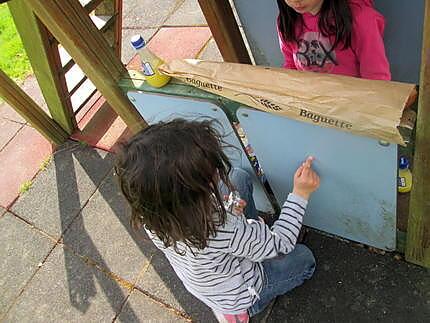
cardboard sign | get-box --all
[160,59,417,145]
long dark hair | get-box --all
[115,119,232,253]
[277,0,352,50]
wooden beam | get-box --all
[0,69,68,145]
[197,0,251,64]
[406,0,430,268]
[114,0,123,58]
[8,0,76,134]
[26,0,147,134]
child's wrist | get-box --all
[292,189,310,201]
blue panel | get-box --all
[237,107,397,250]
[374,0,424,84]
[233,0,423,83]
[127,91,274,214]
[233,0,282,66]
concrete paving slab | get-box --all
[117,289,189,322]
[122,28,158,64]
[0,102,26,124]
[21,75,50,116]
[11,141,114,238]
[165,0,207,26]
[72,101,132,153]
[0,213,55,317]
[147,26,212,62]
[63,171,154,284]
[268,232,430,322]
[0,125,53,208]
[198,38,223,61]
[137,250,217,322]
[4,245,131,323]
[122,0,181,29]
[0,119,23,152]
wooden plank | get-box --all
[406,0,430,268]
[0,69,68,145]
[94,0,114,15]
[197,0,251,64]
[67,0,123,79]
[26,0,147,134]
[114,0,123,58]
[8,0,76,134]
[84,0,104,13]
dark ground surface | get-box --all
[265,231,429,323]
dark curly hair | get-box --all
[277,0,353,50]
[115,119,233,253]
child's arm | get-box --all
[352,8,391,80]
[227,157,319,262]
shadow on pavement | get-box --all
[55,142,215,322]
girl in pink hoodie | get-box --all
[277,0,391,80]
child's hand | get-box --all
[233,199,247,216]
[293,156,320,200]
[224,194,247,216]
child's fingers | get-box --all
[304,156,314,168]
[294,164,304,178]
[312,172,320,187]
[312,172,318,183]
[302,165,312,177]
[237,199,247,208]
[233,199,247,214]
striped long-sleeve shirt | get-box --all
[145,193,308,314]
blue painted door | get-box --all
[237,107,397,250]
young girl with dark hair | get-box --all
[277,0,391,80]
[116,119,320,322]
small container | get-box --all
[224,191,243,215]
[130,35,171,88]
[398,156,412,193]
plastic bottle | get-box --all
[398,156,412,193]
[130,35,171,88]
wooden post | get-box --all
[0,69,68,145]
[198,0,251,64]
[26,0,147,134]
[94,0,123,58]
[8,0,76,135]
[406,0,430,268]
[114,0,123,58]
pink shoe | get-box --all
[212,310,249,323]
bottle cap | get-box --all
[130,35,146,49]
[399,156,409,169]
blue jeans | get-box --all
[220,167,316,317]
[218,167,258,220]
[248,244,316,316]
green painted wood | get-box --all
[26,0,146,134]
[406,0,430,268]
[8,0,76,135]
[0,69,68,145]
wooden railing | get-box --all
[0,0,146,144]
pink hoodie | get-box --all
[278,0,391,80]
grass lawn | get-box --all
[0,3,32,83]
